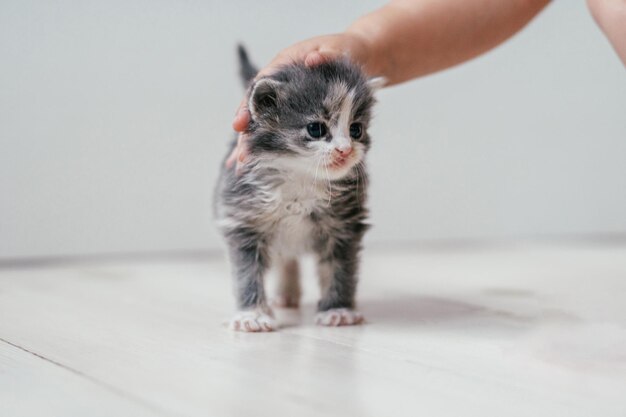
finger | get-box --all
[225,133,244,168]
[232,109,250,132]
[260,49,299,78]
[235,138,250,176]
[237,145,247,163]
[304,50,328,67]
[225,146,238,168]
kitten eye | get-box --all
[306,122,327,139]
[349,123,363,139]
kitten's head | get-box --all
[245,60,382,180]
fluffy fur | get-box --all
[214,46,378,331]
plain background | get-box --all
[1,0,625,260]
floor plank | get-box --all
[0,242,625,416]
[0,339,161,417]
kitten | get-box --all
[214,45,380,332]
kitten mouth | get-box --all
[328,156,351,170]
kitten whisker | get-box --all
[354,161,362,208]
[323,150,333,207]
[312,151,324,191]
[357,161,368,210]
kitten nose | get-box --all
[335,146,352,157]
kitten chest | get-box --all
[268,178,326,257]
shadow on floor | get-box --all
[359,294,537,327]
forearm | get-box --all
[348,0,551,85]
[587,0,626,67]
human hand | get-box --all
[226,32,373,171]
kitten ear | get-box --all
[367,76,387,91]
[248,78,282,121]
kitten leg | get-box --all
[227,237,275,332]
[315,238,365,327]
[272,258,301,309]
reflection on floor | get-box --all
[1,241,625,417]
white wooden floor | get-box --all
[1,241,625,417]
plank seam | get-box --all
[0,337,178,417]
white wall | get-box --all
[1,0,625,260]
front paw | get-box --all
[229,309,276,332]
[315,308,364,327]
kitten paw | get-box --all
[229,310,276,332]
[315,308,364,327]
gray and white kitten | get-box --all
[214,46,380,332]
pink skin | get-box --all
[328,147,354,170]
[587,0,626,67]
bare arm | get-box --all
[348,0,550,85]
[587,0,626,67]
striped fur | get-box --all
[214,48,377,330]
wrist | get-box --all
[345,4,396,81]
